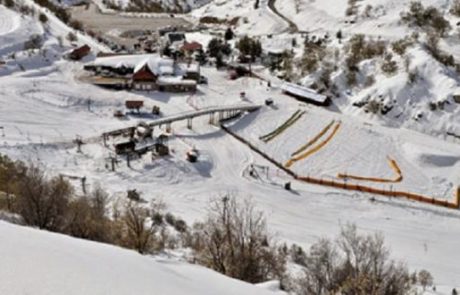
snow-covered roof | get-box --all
[157,76,196,86]
[281,82,328,104]
[93,54,175,76]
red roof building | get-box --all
[132,64,157,82]
[69,44,91,60]
[181,41,203,53]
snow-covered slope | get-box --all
[0,0,107,75]
[105,0,212,12]
[0,221,280,295]
[191,0,289,35]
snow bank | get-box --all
[0,221,281,295]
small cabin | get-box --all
[125,100,144,112]
[70,45,91,60]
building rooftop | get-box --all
[280,82,328,104]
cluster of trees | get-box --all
[206,33,261,67]
[0,155,434,293]
[0,155,185,254]
[190,197,285,283]
[300,35,327,74]
[288,225,435,294]
[344,34,386,85]
[401,1,450,37]
[236,35,262,62]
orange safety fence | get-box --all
[221,124,460,209]
[285,122,341,168]
[296,175,460,209]
[337,157,403,183]
[291,120,335,156]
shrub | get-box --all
[33,0,70,23]
[293,224,413,295]
[346,70,357,87]
[65,186,113,243]
[364,75,376,87]
[67,32,78,42]
[300,37,326,74]
[392,37,413,55]
[345,34,386,70]
[0,155,26,212]
[418,269,434,290]
[191,196,286,283]
[38,13,48,24]
[24,34,43,50]
[69,19,84,31]
[366,100,382,114]
[15,168,72,231]
[117,201,164,254]
[401,2,451,37]
[19,5,33,15]
[381,53,398,75]
[451,0,460,16]
[5,0,14,8]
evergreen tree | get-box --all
[208,38,223,58]
[195,49,207,65]
[225,27,234,41]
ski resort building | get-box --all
[281,82,330,106]
[86,54,197,92]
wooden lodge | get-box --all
[132,64,158,91]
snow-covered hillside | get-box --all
[1,0,460,292]
[104,0,212,12]
[193,0,460,139]
[0,221,281,295]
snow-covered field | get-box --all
[1,0,460,292]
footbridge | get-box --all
[102,103,261,139]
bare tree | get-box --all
[418,269,434,290]
[15,167,72,231]
[192,196,285,283]
[117,200,165,254]
[295,224,413,295]
[65,185,112,243]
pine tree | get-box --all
[225,27,234,41]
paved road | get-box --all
[267,0,298,33]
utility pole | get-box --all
[74,136,83,153]
[81,176,87,194]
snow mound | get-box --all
[0,6,20,36]
[403,143,460,168]
[0,221,281,295]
